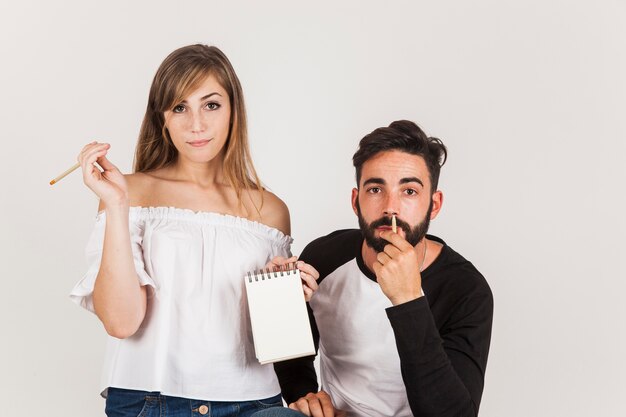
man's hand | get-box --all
[373,231,423,306]
[288,391,347,417]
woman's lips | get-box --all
[187,139,212,147]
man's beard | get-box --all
[356,199,433,253]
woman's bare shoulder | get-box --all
[255,189,291,236]
[125,172,158,185]
[125,172,161,206]
[97,172,161,211]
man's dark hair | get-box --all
[352,120,448,193]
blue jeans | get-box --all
[105,387,304,417]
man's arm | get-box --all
[275,229,363,415]
[387,288,493,417]
[375,230,493,416]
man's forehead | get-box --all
[360,151,428,179]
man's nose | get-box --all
[383,194,399,217]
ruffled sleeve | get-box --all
[69,212,156,313]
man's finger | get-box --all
[379,230,414,251]
[306,397,326,417]
[372,261,382,275]
[376,251,391,265]
[383,243,401,259]
[292,398,312,416]
[318,392,336,416]
[304,392,333,417]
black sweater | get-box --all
[274,230,493,416]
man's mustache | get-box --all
[369,216,411,231]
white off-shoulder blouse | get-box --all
[70,206,293,401]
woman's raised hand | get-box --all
[265,256,320,301]
[78,142,128,207]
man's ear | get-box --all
[351,188,359,216]
[429,190,444,220]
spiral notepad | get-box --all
[244,265,315,364]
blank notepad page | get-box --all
[245,268,315,364]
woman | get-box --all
[70,44,315,417]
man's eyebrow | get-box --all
[400,177,424,187]
[363,178,386,186]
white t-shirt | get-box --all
[70,206,293,401]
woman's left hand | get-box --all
[265,256,320,301]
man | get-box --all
[274,120,493,417]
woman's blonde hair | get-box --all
[134,44,262,207]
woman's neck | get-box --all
[165,155,226,188]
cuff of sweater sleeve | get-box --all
[385,295,428,318]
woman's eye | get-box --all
[173,104,185,113]
[206,102,220,110]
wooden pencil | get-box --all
[50,162,80,185]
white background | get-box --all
[1,1,624,416]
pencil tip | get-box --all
[49,180,56,185]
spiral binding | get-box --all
[247,262,298,283]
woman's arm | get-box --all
[92,201,147,339]
[79,142,147,339]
